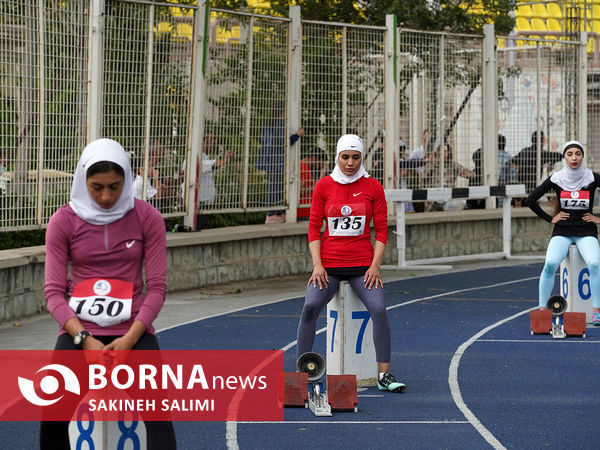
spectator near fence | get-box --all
[297,147,328,221]
[179,129,235,230]
[255,100,304,223]
[512,131,562,193]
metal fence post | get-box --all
[184,1,209,228]
[87,0,104,142]
[286,5,302,223]
[384,14,397,192]
[140,3,155,202]
[482,23,497,208]
[35,2,45,225]
[579,32,588,152]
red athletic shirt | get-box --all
[308,175,387,267]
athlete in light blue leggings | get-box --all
[540,236,600,309]
[524,140,600,325]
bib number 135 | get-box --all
[327,216,366,236]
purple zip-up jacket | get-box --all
[44,198,167,336]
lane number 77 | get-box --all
[329,310,371,354]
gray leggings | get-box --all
[296,275,391,363]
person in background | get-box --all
[296,133,406,393]
[42,138,176,449]
[497,134,517,207]
[524,140,600,326]
[297,147,328,221]
[513,131,562,193]
[255,100,304,223]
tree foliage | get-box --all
[208,0,516,35]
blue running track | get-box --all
[3,263,599,449]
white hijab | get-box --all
[330,134,370,184]
[550,140,594,192]
[69,138,134,225]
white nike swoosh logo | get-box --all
[353,192,362,197]
[126,240,135,248]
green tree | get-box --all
[212,0,516,35]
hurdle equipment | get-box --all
[327,281,377,386]
[384,185,530,270]
[559,244,595,323]
[326,375,358,412]
[278,372,308,408]
[296,352,331,416]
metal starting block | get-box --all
[551,316,566,339]
[530,296,586,338]
[308,382,332,417]
[278,372,308,408]
[295,352,359,416]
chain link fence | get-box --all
[396,30,484,211]
[0,1,592,231]
[496,35,583,197]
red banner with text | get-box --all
[0,350,284,421]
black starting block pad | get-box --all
[278,372,308,408]
[326,374,358,412]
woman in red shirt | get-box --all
[296,134,405,392]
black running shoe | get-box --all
[377,372,406,392]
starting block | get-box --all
[530,309,552,335]
[530,295,586,338]
[563,312,586,337]
[297,352,331,416]
[278,372,308,408]
[326,375,358,412]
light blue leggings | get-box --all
[540,235,600,308]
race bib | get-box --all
[327,203,366,236]
[69,278,133,327]
[560,190,590,210]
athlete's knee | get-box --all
[300,304,319,322]
[542,261,559,276]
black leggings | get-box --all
[296,275,392,363]
[39,333,176,450]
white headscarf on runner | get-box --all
[550,140,594,192]
[330,134,370,184]
[69,138,134,225]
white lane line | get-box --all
[236,420,470,424]
[227,274,538,449]
[448,307,536,450]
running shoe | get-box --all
[593,311,600,326]
[377,372,405,393]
